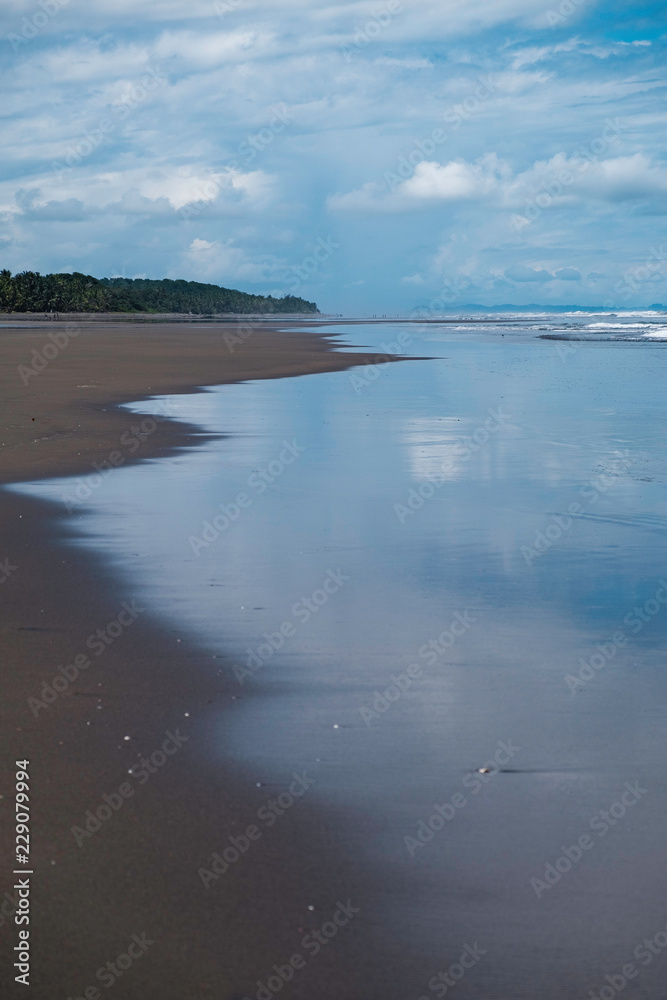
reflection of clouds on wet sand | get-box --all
[400,415,470,482]
[399,408,514,483]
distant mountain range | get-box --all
[436,304,666,313]
[0,270,318,315]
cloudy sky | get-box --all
[2,0,666,313]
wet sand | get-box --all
[0,319,408,999]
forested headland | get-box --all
[0,270,318,315]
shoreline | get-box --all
[0,321,409,998]
[0,319,407,487]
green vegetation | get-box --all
[0,270,318,315]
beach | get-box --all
[0,318,406,999]
[2,315,667,999]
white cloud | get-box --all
[329,155,505,212]
[1,165,277,222]
[173,237,289,283]
[503,264,581,282]
[0,0,563,40]
[505,263,552,282]
[374,57,433,69]
[189,238,217,251]
[510,37,652,70]
[402,157,501,199]
[581,153,667,201]
[154,28,273,66]
[330,151,667,216]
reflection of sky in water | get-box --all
[8,320,667,994]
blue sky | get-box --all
[2,0,666,313]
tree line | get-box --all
[0,270,318,315]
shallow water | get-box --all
[11,316,667,997]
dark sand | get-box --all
[0,320,408,999]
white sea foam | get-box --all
[585,322,656,330]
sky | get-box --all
[1,0,667,314]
